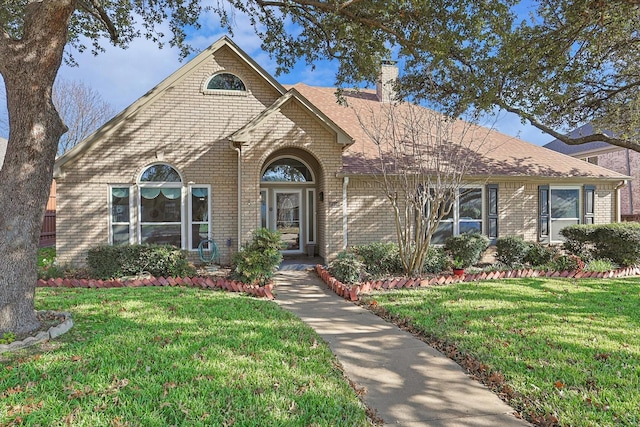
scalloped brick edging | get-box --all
[315,265,640,302]
[0,311,73,353]
[37,276,275,299]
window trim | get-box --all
[188,184,212,251]
[307,189,316,245]
[137,163,185,248]
[109,185,134,245]
[540,185,583,243]
[261,156,316,184]
[428,185,485,245]
[202,72,249,96]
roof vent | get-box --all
[376,60,399,103]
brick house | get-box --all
[544,125,640,219]
[53,37,628,266]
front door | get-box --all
[275,190,301,252]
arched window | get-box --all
[206,73,246,91]
[138,164,183,247]
[262,158,314,183]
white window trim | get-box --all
[202,72,249,96]
[455,186,485,236]
[274,189,304,254]
[261,156,316,184]
[307,188,316,245]
[108,185,134,245]
[188,184,212,251]
[549,185,582,243]
[260,189,269,229]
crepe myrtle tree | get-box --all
[1,1,637,334]
[355,102,492,276]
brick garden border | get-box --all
[37,276,275,299]
[315,264,640,302]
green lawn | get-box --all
[362,277,640,426]
[1,287,370,426]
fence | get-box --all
[621,214,640,222]
[39,180,56,247]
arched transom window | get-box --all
[206,73,246,91]
[262,158,314,183]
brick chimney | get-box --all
[376,60,399,103]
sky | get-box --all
[0,6,553,146]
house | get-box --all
[544,124,640,220]
[53,37,628,266]
[0,137,57,247]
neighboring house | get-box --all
[544,124,640,219]
[0,137,57,247]
[53,37,628,266]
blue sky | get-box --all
[0,6,552,146]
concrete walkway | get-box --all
[273,267,531,427]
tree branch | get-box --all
[76,0,119,42]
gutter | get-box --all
[615,179,627,222]
[231,142,242,249]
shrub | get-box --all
[547,254,585,272]
[352,242,402,278]
[328,251,364,284]
[87,244,196,279]
[495,236,529,267]
[592,223,640,267]
[561,224,597,261]
[586,258,618,272]
[422,247,448,274]
[231,228,284,285]
[444,233,489,268]
[561,223,640,267]
[525,242,558,267]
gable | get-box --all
[53,37,288,178]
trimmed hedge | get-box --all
[495,236,529,267]
[561,223,640,267]
[351,242,402,278]
[231,228,284,286]
[444,233,489,268]
[87,244,196,279]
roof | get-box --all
[543,124,618,156]
[0,137,6,169]
[292,84,627,181]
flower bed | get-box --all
[37,276,275,299]
[316,264,640,302]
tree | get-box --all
[53,79,115,155]
[1,0,636,334]
[354,101,491,276]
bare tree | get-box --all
[53,78,115,155]
[355,102,493,276]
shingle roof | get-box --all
[292,84,627,180]
[543,124,616,156]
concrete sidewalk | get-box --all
[273,268,531,427]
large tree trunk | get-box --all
[0,0,74,334]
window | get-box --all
[138,164,183,247]
[428,187,485,245]
[110,186,132,245]
[206,73,246,91]
[487,184,499,240]
[262,158,314,182]
[584,186,595,224]
[539,185,582,242]
[189,186,211,250]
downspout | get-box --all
[615,180,627,223]
[343,176,349,250]
[233,143,242,249]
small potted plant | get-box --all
[452,258,465,276]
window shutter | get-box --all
[584,185,595,224]
[539,185,550,243]
[487,184,498,242]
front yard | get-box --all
[361,277,640,426]
[1,287,370,426]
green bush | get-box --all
[495,236,529,267]
[560,224,598,261]
[422,247,448,274]
[351,242,402,278]
[328,251,364,284]
[586,258,618,272]
[547,254,585,272]
[87,244,196,279]
[525,242,558,267]
[444,233,489,268]
[561,223,640,267]
[231,228,284,286]
[592,223,640,266]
